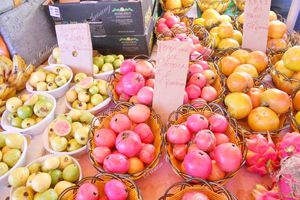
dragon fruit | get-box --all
[252,184,280,200]
[246,134,279,176]
[277,132,300,159]
[276,154,300,200]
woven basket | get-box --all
[58,173,143,200]
[160,0,195,15]
[196,0,231,14]
[109,55,155,104]
[165,102,246,184]
[159,178,237,200]
[214,48,270,80]
[88,102,163,180]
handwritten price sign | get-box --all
[152,40,191,123]
[242,0,271,52]
[55,23,93,75]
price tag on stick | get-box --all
[152,41,191,124]
[55,23,93,75]
[242,0,271,52]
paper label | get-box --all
[49,5,60,18]
[152,41,191,124]
[242,0,271,52]
[55,23,93,75]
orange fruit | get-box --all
[128,157,145,174]
[220,56,241,76]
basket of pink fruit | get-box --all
[58,173,142,200]
[88,102,163,180]
[165,101,246,184]
[159,178,237,200]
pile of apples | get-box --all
[91,104,157,175]
[93,54,124,74]
[271,46,300,94]
[162,0,194,10]
[28,66,72,91]
[75,179,129,200]
[0,133,24,176]
[115,59,155,105]
[185,61,219,103]
[166,112,243,181]
[66,73,109,110]
[219,49,269,78]
[9,155,80,199]
[225,87,291,132]
[47,110,93,153]
[156,11,188,36]
[5,94,54,129]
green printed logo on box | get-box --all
[112,7,134,13]
[119,37,139,42]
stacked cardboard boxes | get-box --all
[45,0,158,57]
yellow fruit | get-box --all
[218,22,233,39]
[246,51,268,73]
[231,49,250,64]
[224,92,253,119]
[202,8,221,27]
[165,0,182,9]
[220,15,232,23]
[282,46,300,71]
[295,111,300,126]
[234,64,258,78]
[267,38,288,52]
[194,18,205,26]
[274,60,294,78]
[248,107,280,132]
[268,20,287,39]
[181,0,194,7]
[232,30,243,45]
[269,11,277,21]
[237,13,244,24]
[209,34,220,48]
[217,38,240,49]
[128,157,145,174]
[209,26,219,35]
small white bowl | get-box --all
[1,94,57,136]
[42,122,89,157]
[66,84,111,114]
[48,55,57,65]
[10,154,82,196]
[93,68,120,81]
[26,64,73,99]
[0,132,28,186]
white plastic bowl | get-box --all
[0,132,28,186]
[93,68,120,81]
[10,154,82,196]
[26,64,73,99]
[66,84,111,114]
[48,55,57,65]
[42,122,89,157]
[1,93,57,136]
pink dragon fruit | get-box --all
[246,134,279,176]
[252,184,280,200]
[277,132,300,159]
[276,154,300,200]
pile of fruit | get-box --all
[166,109,243,181]
[0,133,25,177]
[218,49,268,78]
[114,59,155,105]
[271,46,300,94]
[292,90,300,130]
[46,110,93,153]
[90,104,160,176]
[51,47,61,64]
[193,8,231,29]
[93,54,124,74]
[28,66,72,91]
[5,94,54,129]
[160,0,194,13]
[0,55,34,114]
[197,0,231,14]
[9,155,80,199]
[185,61,220,103]
[75,178,130,200]
[66,74,109,110]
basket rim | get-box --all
[164,101,247,184]
[87,102,164,180]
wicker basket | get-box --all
[88,102,163,180]
[165,102,246,184]
[160,0,195,15]
[58,173,143,200]
[159,178,237,200]
[196,0,231,14]
[109,55,155,105]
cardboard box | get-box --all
[44,0,154,35]
[0,0,15,14]
[92,18,154,57]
